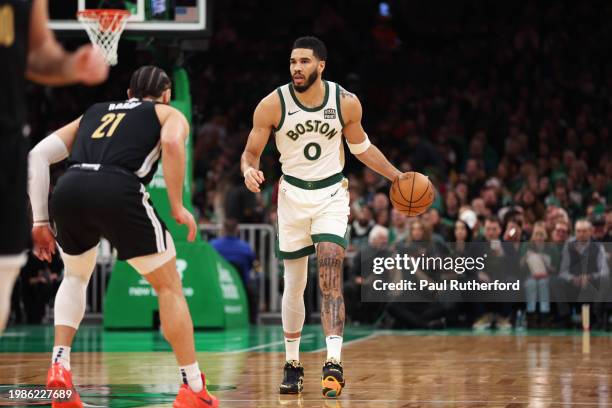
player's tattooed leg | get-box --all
[317,242,345,336]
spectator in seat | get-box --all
[210,218,258,323]
[521,222,554,328]
[550,219,610,328]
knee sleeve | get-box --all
[54,246,97,329]
[282,257,308,334]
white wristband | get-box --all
[346,133,372,155]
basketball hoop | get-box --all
[77,9,130,66]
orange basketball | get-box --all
[389,172,435,216]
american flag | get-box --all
[175,6,198,22]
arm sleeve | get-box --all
[28,133,69,226]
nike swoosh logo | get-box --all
[328,335,341,339]
[199,396,214,406]
[288,110,300,115]
[330,189,339,197]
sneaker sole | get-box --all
[279,384,303,395]
[322,376,344,398]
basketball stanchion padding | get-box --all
[77,9,130,66]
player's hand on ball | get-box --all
[172,206,198,242]
[32,225,56,263]
[69,45,109,85]
[244,167,265,193]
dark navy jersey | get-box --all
[0,0,32,137]
[69,99,163,184]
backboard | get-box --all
[49,0,208,36]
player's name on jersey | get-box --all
[108,101,142,111]
[285,119,338,141]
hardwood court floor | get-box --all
[2,325,612,407]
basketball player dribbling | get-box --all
[241,36,402,397]
[0,0,108,336]
[28,66,218,408]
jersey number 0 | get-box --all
[92,113,126,139]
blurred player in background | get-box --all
[28,66,218,408]
[0,0,108,335]
[241,36,401,397]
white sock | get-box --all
[52,346,71,370]
[326,335,343,361]
[179,362,203,393]
[285,337,301,361]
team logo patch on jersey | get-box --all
[324,108,337,119]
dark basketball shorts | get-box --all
[50,165,168,260]
[0,134,29,255]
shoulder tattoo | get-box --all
[339,87,356,100]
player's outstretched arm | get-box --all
[28,117,80,261]
[157,105,197,242]
[26,0,108,86]
[340,89,401,181]
[240,91,281,193]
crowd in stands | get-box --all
[11,0,612,329]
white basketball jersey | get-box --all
[275,80,345,180]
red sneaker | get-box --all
[173,374,219,408]
[46,363,83,408]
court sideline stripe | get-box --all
[218,333,316,354]
[308,332,380,353]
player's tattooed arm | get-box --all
[339,87,357,100]
[318,242,346,336]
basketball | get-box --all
[389,172,435,216]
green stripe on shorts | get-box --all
[278,245,316,260]
[311,233,348,249]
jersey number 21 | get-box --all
[92,113,126,139]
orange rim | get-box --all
[77,9,130,32]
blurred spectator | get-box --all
[345,225,389,325]
[521,222,554,328]
[387,220,454,329]
[591,214,607,243]
[388,208,409,245]
[472,217,513,330]
[210,219,258,323]
[552,220,571,245]
[17,251,62,324]
[551,219,610,327]
[350,206,375,249]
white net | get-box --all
[77,10,130,66]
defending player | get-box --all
[0,0,108,335]
[241,36,401,397]
[28,66,218,408]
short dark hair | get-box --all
[129,66,171,99]
[223,218,239,237]
[485,216,501,226]
[292,36,327,60]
